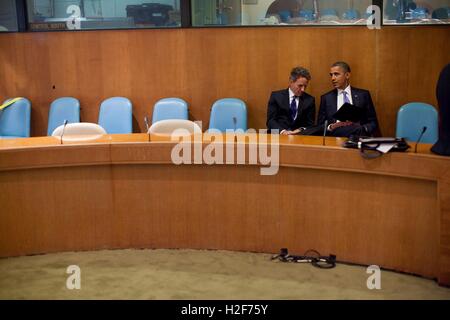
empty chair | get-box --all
[299,9,315,21]
[411,7,429,19]
[396,102,438,144]
[208,98,247,133]
[342,9,360,20]
[149,119,202,136]
[278,10,291,22]
[319,8,339,21]
[47,97,80,136]
[98,97,132,134]
[0,98,31,139]
[51,122,106,142]
[152,98,189,124]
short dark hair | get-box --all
[290,66,311,81]
[331,61,351,73]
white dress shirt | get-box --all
[328,85,353,130]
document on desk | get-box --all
[376,143,396,153]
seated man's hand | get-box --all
[281,129,302,135]
[329,121,353,131]
[289,128,302,135]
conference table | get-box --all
[0,133,449,286]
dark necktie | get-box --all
[290,96,298,121]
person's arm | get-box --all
[302,96,315,128]
[317,95,335,131]
[362,91,379,135]
[266,93,285,132]
[317,95,330,128]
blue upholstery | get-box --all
[152,98,189,124]
[0,98,31,138]
[342,9,360,20]
[299,9,315,21]
[396,102,438,144]
[47,97,80,135]
[321,8,338,17]
[278,10,291,22]
[411,7,429,19]
[208,98,247,132]
[98,97,133,134]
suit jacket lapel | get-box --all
[330,90,338,114]
[282,89,290,111]
[296,95,304,123]
[351,87,360,107]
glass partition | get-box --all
[192,0,374,26]
[26,0,181,31]
[383,0,450,24]
[0,0,18,32]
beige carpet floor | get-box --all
[0,249,449,300]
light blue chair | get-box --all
[152,98,188,124]
[98,97,133,134]
[208,98,247,133]
[396,102,438,144]
[342,9,360,20]
[411,7,429,19]
[278,10,291,23]
[320,8,339,19]
[0,98,31,139]
[47,97,80,136]
[299,9,315,21]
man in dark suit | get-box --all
[266,66,315,135]
[431,63,450,156]
[317,61,379,137]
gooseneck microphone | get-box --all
[233,116,237,132]
[415,126,427,153]
[322,120,328,146]
[144,116,150,142]
[60,120,68,145]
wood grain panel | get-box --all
[109,164,438,278]
[439,168,450,286]
[0,27,449,138]
[0,159,439,279]
[1,136,449,284]
[0,166,115,256]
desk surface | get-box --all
[0,135,449,286]
[0,134,436,154]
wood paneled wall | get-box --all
[0,26,449,137]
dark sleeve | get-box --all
[304,96,315,127]
[362,91,379,135]
[266,92,284,131]
[317,95,327,126]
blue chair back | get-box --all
[209,98,247,132]
[47,97,80,135]
[412,7,429,19]
[98,97,133,134]
[342,9,360,20]
[278,10,291,22]
[396,102,438,144]
[321,8,338,17]
[152,98,188,124]
[0,98,31,138]
[299,9,314,21]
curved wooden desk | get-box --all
[0,134,449,286]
